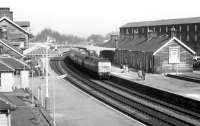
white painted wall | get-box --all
[20,70,29,88]
[0,114,8,126]
[0,72,14,92]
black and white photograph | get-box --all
[0,0,200,126]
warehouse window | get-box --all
[142,27,144,33]
[126,29,129,34]
[179,26,182,32]
[166,26,168,32]
[134,28,138,33]
[195,34,198,41]
[153,27,156,32]
[132,28,134,34]
[187,34,190,41]
[195,24,198,32]
[187,25,190,32]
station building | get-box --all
[0,56,30,92]
[104,17,197,74]
[0,8,31,50]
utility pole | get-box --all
[45,43,50,111]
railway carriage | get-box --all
[68,49,111,79]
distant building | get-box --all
[0,8,31,50]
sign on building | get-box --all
[169,47,180,63]
[20,70,29,88]
[0,114,8,126]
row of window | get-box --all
[123,24,199,35]
[121,32,199,42]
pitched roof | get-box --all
[15,21,30,27]
[120,36,147,50]
[0,99,15,110]
[0,61,14,72]
[103,36,196,55]
[122,17,200,28]
[153,37,196,55]
[0,94,16,110]
[0,16,31,35]
[0,39,25,58]
[122,36,169,52]
[102,37,130,48]
[0,57,29,70]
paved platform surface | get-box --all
[0,90,51,126]
[111,66,200,101]
[30,62,146,126]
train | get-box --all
[67,48,111,79]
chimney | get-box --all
[170,27,176,37]
[110,34,118,48]
[9,11,13,20]
[115,39,118,49]
[0,8,13,20]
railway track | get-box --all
[50,58,200,126]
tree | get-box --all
[31,28,86,44]
[87,34,105,45]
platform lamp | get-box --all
[53,74,68,126]
[45,45,50,111]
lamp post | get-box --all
[45,47,50,111]
[52,74,67,126]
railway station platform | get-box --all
[111,65,200,101]
[30,61,146,126]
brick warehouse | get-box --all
[120,17,200,55]
[103,17,197,74]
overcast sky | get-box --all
[2,0,200,37]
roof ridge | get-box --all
[0,16,31,35]
[11,57,30,69]
[0,95,16,109]
[0,39,25,58]
[0,61,15,71]
[122,16,200,28]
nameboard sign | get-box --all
[169,47,180,63]
[0,114,7,126]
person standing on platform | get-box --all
[137,67,146,80]
[142,68,146,80]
